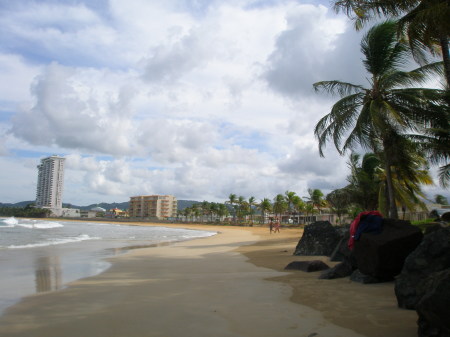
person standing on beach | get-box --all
[274,219,280,233]
[269,218,274,233]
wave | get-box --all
[0,218,64,229]
[17,222,64,229]
[7,234,99,249]
[0,217,19,227]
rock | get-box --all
[395,227,450,310]
[353,218,423,279]
[441,212,450,222]
[350,269,392,284]
[416,269,450,337]
[329,226,352,262]
[294,221,342,256]
[319,260,354,279]
[284,260,330,272]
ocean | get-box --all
[0,217,217,314]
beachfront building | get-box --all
[36,155,66,213]
[129,195,177,220]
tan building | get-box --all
[129,195,177,219]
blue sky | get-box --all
[0,0,447,205]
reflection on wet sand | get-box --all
[34,256,62,292]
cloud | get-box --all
[10,62,139,155]
[263,5,366,98]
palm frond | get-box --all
[313,81,365,97]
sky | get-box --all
[0,0,448,206]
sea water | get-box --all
[0,217,216,314]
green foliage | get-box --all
[0,206,51,218]
[314,20,448,218]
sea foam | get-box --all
[7,234,99,249]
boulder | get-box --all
[319,260,354,279]
[350,269,392,284]
[284,260,330,272]
[395,227,450,310]
[416,269,450,337]
[329,226,352,262]
[294,221,342,256]
[353,218,423,279]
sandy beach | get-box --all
[0,223,417,337]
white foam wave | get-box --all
[17,222,64,229]
[0,217,19,227]
[8,234,99,249]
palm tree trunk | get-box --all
[440,36,450,89]
[384,155,399,219]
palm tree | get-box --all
[227,193,237,223]
[326,188,351,224]
[248,196,257,224]
[237,196,248,223]
[306,188,325,213]
[376,138,433,216]
[292,195,306,224]
[410,127,450,187]
[258,198,272,224]
[434,194,449,205]
[284,191,297,215]
[314,20,449,218]
[346,152,381,210]
[273,194,288,221]
[332,0,450,87]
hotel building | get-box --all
[35,155,66,210]
[128,195,177,219]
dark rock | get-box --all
[350,269,393,284]
[319,260,354,279]
[353,218,423,279]
[416,269,450,337]
[441,212,450,222]
[423,223,446,235]
[329,226,352,262]
[395,227,450,310]
[284,260,330,272]
[294,221,342,256]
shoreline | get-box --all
[0,222,417,337]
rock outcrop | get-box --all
[284,260,330,272]
[294,221,342,256]
[416,269,450,337]
[395,227,450,310]
[353,218,423,279]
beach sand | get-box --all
[0,223,417,337]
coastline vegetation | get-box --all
[0,204,51,218]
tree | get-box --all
[314,20,449,218]
[284,191,297,215]
[346,152,381,210]
[258,198,272,224]
[326,188,351,224]
[248,196,257,224]
[434,194,449,205]
[306,188,325,213]
[273,194,288,220]
[227,193,237,223]
[333,0,450,87]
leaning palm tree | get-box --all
[333,0,450,87]
[314,20,449,218]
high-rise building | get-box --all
[129,195,177,219]
[36,156,66,209]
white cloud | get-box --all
[0,0,446,205]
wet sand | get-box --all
[0,223,417,337]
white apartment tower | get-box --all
[36,156,66,209]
